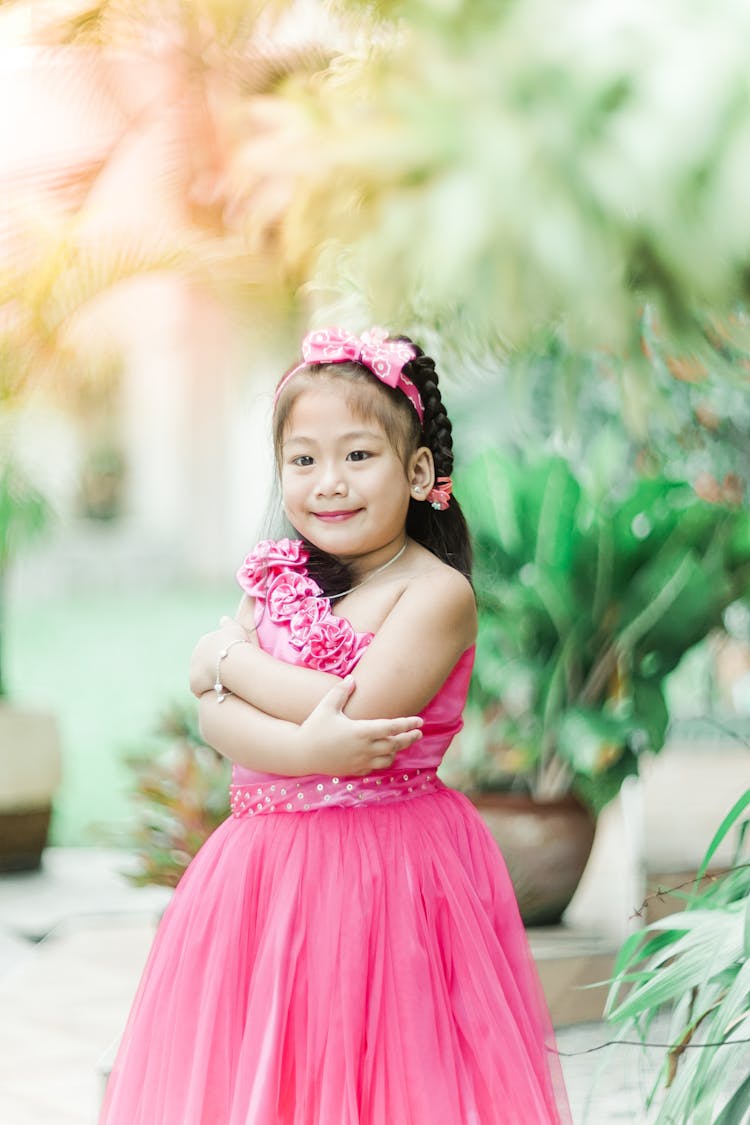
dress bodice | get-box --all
[228,539,474,816]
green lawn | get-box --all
[7,582,236,846]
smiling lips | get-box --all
[314,510,361,522]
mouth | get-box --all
[313,510,361,522]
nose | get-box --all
[314,462,347,497]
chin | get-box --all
[298,526,348,553]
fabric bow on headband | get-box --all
[275,326,425,423]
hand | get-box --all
[189,617,252,697]
[297,676,423,776]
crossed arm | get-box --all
[190,568,477,778]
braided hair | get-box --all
[272,335,473,596]
[395,339,472,580]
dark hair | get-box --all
[272,336,473,597]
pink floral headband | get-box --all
[274,326,425,423]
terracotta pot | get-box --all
[0,807,53,873]
[0,704,62,873]
[468,790,596,926]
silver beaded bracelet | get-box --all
[213,638,246,703]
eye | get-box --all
[290,454,314,467]
[347,450,371,462]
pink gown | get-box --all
[100,539,571,1124]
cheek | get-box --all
[280,484,301,521]
[280,486,305,530]
[281,469,303,500]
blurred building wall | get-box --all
[118,278,276,581]
[1,42,281,590]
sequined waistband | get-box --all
[230,767,446,818]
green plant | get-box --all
[0,453,52,697]
[124,702,231,888]
[604,790,750,1124]
[454,448,750,813]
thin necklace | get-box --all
[328,542,407,602]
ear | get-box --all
[408,447,435,501]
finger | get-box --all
[388,716,423,735]
[370,754,396,771]
[368,727,423,749]
[358,716,422,742]
[320,675,356,713]
[373,730,422,754]
[369,729,420,752]
[366,718,423,739]
[392,730,422,750]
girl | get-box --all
[100,327,571,1124]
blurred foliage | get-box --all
[0,449,53,695]
[451,316,750,501]
[605,789,750,1123]
[279,0,750,358]
[0,453,52,576]
[451,449,750,813]
[0,0,334,366]
[0,215,195,406]
[123,701,230,887]
[7,0,750,374]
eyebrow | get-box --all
[282,429,385,448]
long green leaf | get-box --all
[533,458,580,573]
[609,917,743,1021]
[701,962,750,1042]
[617,550,697,650]
[460,452,522,558]
[695,788,750,884]
[609,927,687,985]
[712,1071,750,1125]
[686,964,750,1117]
[590,517,613,626]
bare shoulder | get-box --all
[348,550,477,713]
[398,551,477,645]
[413,558,474,604]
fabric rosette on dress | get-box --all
[237,539,373,675]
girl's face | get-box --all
[279,385,432,566]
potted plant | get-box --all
[122,703,230,888]
[604,789,750,1123]
[0,452,61,872]
[447,448,750,923]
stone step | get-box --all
[528,925,619,1026]
[0,917,158,1125]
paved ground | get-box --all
[0,849,666,1124]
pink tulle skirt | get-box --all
[100,789,570,1124]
